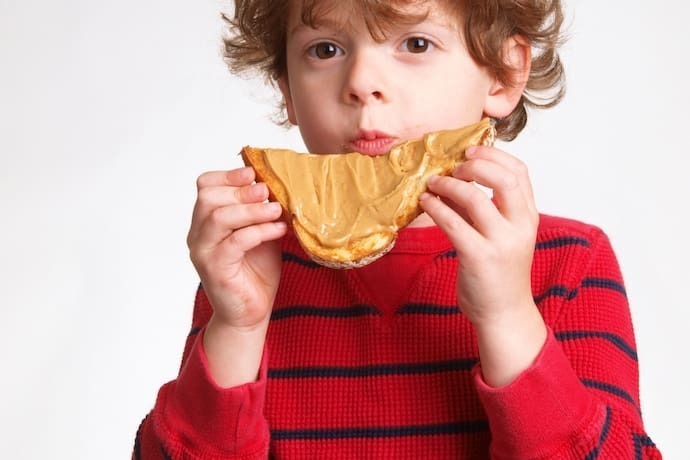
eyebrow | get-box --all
[289,17,347,37]
[287,8,458,40]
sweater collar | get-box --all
[391,225,452,255]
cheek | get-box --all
[288,73,336,120]
[287,92,317,129]
[403,83,485,129]
[427,70,490,121]
[292,103,340,152]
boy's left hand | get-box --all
[419,145,547,387]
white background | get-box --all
[1,0,688,458]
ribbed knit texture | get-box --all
[134,214,662,459]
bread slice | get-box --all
[241,118,495,268]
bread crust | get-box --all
[241,119,495,268]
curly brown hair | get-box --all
[222,0,565,141]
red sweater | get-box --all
[134,215,661,459]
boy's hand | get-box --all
[419,145,547,387]
[187,166,287,386]
[188,166,286,328]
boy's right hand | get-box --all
[187,166,287,386]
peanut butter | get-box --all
[261,118,494,248]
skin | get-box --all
[190,0,547,388]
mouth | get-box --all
[348,130,398,156]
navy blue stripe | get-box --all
[584,406,613,460]
[271,420,488,440]
[533,286,578,304]
[555,331,637,361]
[282,252,322,268]
[437,236,590,261]
[271,304,380,320]
[398,303,462,315]
[582,278,627,298]
[269,358,478,379]
[134,414,172,460]
[160,441,172,460]
[535,236,590,250]
[634,434,657,460]
[581,379,640,413]
[133,415,147,460]
[533,277,626,305]
[188,327,202,338]
[436,249,457,260]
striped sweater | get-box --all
[134,214,661,459]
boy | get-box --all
[134,0,661,458]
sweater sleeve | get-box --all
[474,228,662,459]
[132,286,270,459]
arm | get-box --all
[420,146,661,458]
[133,287,270,460]
[420,144,547,387]
[475,228,662,459]
[133,167,287,459]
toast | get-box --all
[241,118,495,268]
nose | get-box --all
[342,50,388,106]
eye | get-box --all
[308,42,343,59]
[403,37,433,53]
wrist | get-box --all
[202,315,269,388]
[474,301,547,388]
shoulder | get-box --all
[532,214,621,292]
[537,213,604,237]
[536,213,610,249]
[532,215,626,325]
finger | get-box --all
[191,167,258,239]
[419,188,484,253]
[438,195,474,226]
[426,175,501,236]
[454,158,530,222]
[196,167,256,190]
[189,183,270,244]
[466,146,528,177]
[220,221,289,264]
[194,201,283,250]
[465,146,536,213]
[196,182,269,215]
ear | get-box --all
[483,36,531,118]
[278,75,298,125]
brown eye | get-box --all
[311,42,341,59]
[405,37,431,53]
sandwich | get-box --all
[241,117,495,269]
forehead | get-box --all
[288,0,462,38]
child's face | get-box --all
[280,0,497,155]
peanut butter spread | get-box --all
[258,118,494,249]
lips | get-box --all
[349,130,398,156]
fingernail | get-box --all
[267,202,283,213]
[251,182,267,196]
[240,166,254,180]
